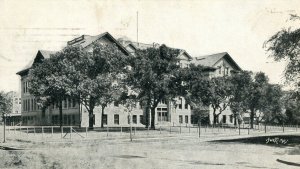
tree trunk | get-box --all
[59,100,63,129]
[250,110,254,129]
[145,107,150,128]
[150,107,156,129]
[101,105,105,128]
[234,113,237,126]
[212,108,217,126]
[88,109,94,129]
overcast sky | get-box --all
[0,0,299,92]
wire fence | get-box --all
[0,124,299,143]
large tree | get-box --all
[29,43,128,129]
[229,71,252,126]
[0,91,13,122]
[182,64,212,124]
[28,52,71,127]
[242,72,270,128]
[126,44,181,129]
[264,15,300,98]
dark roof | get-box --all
[16,50,56,75]
[194,52,242,70]
[118,39,193,59]
[67,32,130,55]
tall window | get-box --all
[68,98,72,108]
[157,108,168,121]
[184,103,188,109]
[140,115,144,124]
[133,115,137,124]
[114,114,119,125]
[185,115,188,123]
[178,98,182,109]
[222,115,226,123]
[72,99,76,108]
[218,66,222,74]
[64,99,68,108]
[103,114,107,125]
[179,115,183,124]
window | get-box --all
[140,115,144,124]
[114,101,119,107]
[103,114,107,125]
[185,103,188,109]
[222,115,227,123]
[179,115,183,124]
[72,99,76,108]
[64,99,68,108]
[68,98,72,108]
[133,115,137,124]
[185,115,188,123]
[23,82,25,93]
[114,114,119,125]
[157,108,168,121]
[178,98,182,109]
[225,67,229,75]
[230,115,233,123]
[218,66,221,74]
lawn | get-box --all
[0,126,299,169]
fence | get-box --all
[1,123,299,142]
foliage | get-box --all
[264,16,300,98]
[0,91,13,117]
[28,43,128,128]
[126,44,181,129]
[229,71,252,125]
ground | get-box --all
[0,125,299,169]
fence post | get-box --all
[42,126,44,138]
[264,123,267,133]
[70,126,72,140]
[238,123,240,135]
[248,125,250,135]
[85,127,87,138]
[160,125,161,134]
[283,123,285,133]
[198,122,201,138]
[51,126,53,137]
[61,127,63,139]
[107,125,109,137]
[180,124,181,134]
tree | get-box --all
[283,91,300,124]
[182,64,212,125]
[28,51,71,128]
[126,45,181,129]
[264,15,300,98]
[243,72,269,128]
[0,91,13,121]
[28,43,128,129]
[206,76,233,125]
[258,84,284,124]
[229,71,252,126]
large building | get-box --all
[16,32,242,127]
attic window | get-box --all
[218,66,221,74]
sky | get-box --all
[0,0,299,92]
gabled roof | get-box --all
[16,50,56,76]
[67,32,130,55]
[118,39,193,60]
[194,52,242,71]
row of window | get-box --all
[102,114,144,125]
[177,98,191,110]
[179,115,189,124]
[52,114,77,125]
[23,98,40,112]
[51,98,77,109]
[23,81,29,94]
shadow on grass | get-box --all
[210,135,300,147]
